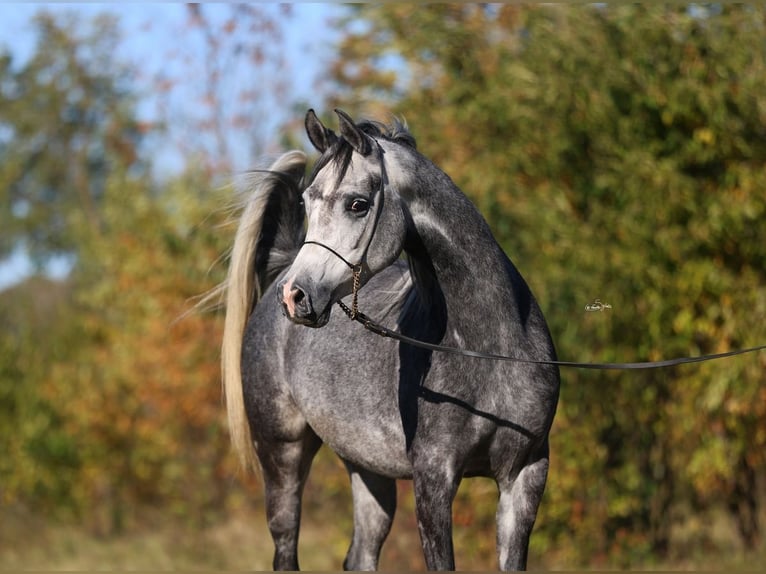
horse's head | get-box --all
[277,109,411,327]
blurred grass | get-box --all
[0,509,766,571]
[2,451,764,571]
[3,498,764,571]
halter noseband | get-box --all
[301,141,387,320]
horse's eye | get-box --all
[347,198,370,216]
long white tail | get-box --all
[220,150,307,471]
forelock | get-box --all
[306,115,416,191]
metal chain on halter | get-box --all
[337,265,363,320]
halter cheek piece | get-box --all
[301,141,387,320]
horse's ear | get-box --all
[305,109,337,153]
[335,108,372,156]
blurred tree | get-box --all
[0,9,148,517]
[41,166,236,534]
[0,166,240,533]
[0,11,146,266]
[0,7,268,533]
[147,3,294,176]
[0,276,79,514]
[329,3,766,566]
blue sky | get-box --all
[0,2,345,289]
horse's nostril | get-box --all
[288,286,308,313]
[280,279,315,322]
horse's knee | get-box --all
[514,456,549,516]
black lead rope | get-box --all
[310,235,766,371]
[340,307,766,370]
[303,139,766,370]
[322,228,766,370]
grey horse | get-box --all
[219,109,560,570]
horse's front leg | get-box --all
[259,431,322,570]
[412,462,461,570]
[343,461,397,571]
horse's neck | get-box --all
[403,162,530,338]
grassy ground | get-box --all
[0,503,419,571]
[3,500,765,571]
[2,462,764,572]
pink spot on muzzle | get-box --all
[282,276,299,318]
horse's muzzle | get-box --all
[278,278,329,327]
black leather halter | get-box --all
[301,141,387,320]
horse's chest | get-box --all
[291,379,413,478]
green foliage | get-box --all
[50,168,236,532]
[332,3,766,566]
[0,165,250,534]
[0,278,79,513]
[0,8,252,534]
